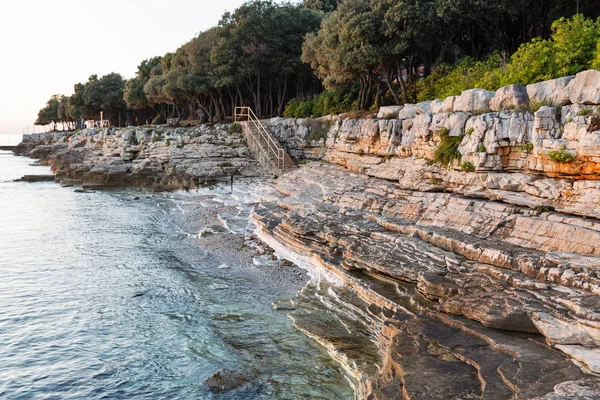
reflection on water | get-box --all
[0,151,353,399]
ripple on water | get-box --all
[0,153,353,399]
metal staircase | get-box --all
[234,107,295,176]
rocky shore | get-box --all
[15,124,262,190]
[252,71,600,399]
[15,70,600,399]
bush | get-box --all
[416,15,600,102]
[461,161,476,172]
[548,149,575,163]
[519,141,534,153]
[152,114,166,125]
[229,122,242,134]
[283,87,356,118]
[434,130,464,167]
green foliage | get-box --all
[284,88,355,118]
[434,130,464,167]
[461,161,476,172]
[519,141,534,152]
[218,162,233,168]
[417,54,504,101]
[578,107,593,116]
[548,148,575,163]
[152,115,166,125]
[165,139,171,146]
[357,148,365,156]
[284,98,314,118]
[477,144,487,153]
[416,15,600,102]
[229,122,243,133]
[529,98,559,113]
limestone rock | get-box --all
[533,380,600,399]
[527,76,574,106]
[397,104,417,120]
[490,84,529,111]
[415,101,431,115]
[567,69,600,105]
[377,105,403,119]
[442,96,457,112]
[454,89,495,113]
[430,99,443,114]
[204,369,251,392]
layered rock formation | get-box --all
[254,71,600,399]
[15,125,262,190]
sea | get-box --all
[0,148,353,399]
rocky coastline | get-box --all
[15,124,263,190]
[14,70,600,399]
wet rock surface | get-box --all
[204,369,252,392]
[253,164,600,399]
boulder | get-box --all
[204,369,252,392]
[398,104,417,120]
[526,76,574,106]
[415,101,431,115]
[454,89,495,113]
[442,96,457,112]
[490,84,529,111]
[430,99,443,114]
[377,105,403,119]
[566,69,600,105]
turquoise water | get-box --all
[0,151,353,399]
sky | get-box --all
[0,0,250,137]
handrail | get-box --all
[234,107,286,169]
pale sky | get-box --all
[0,0,251,136]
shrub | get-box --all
[519,141,534,153]
[152,115,166,125]
[284,98,314,118]
[416,15,600,102]
[357,148,365,156]
[229,122,242,134]
[578,108,593,116]
[548,149,575,163]
[434,130,464,167]
[283,87,356,119]
[529,98,558,113]
[477,144,486,153]
[218,162,233,168]
[461,161,476,172]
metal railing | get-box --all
[234,106,286,170]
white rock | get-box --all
[397,104,417,120]
[442,96,457,112]
[454,89,495,113]
[377,105,403,119]
[490,84,529,111]
[555,345,600,374]
[533,107,561,141]
[566,69,600,105]
[430,99,443,114]
[526,76,574,106]
[415,101,431,115]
